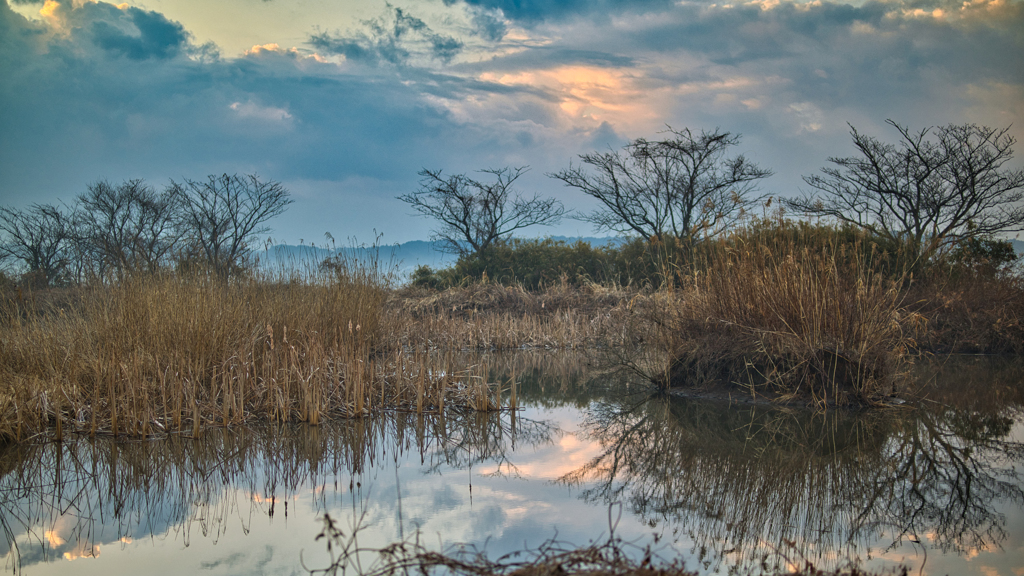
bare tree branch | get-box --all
[550,127,771,242]
[0,204,72,287]
[398,166,566,257]
[785,120,1024,262]
[73,179,180,279]
[169,174,292,278]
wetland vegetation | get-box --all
[5,214,1024,443]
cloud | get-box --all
[452,0,678,24]
[88,3,189,60]
[229,100,293,123]
[0,0,1021,246]
[469,6,507,41]
[310,4,464,65]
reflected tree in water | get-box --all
[0,407,555,574]
[560,391,1024,573]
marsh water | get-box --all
[2,353,1024,576]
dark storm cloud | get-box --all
[309,4,464,65]
[453,0,677,23]
[88,4,190,60]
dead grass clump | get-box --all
[907,271,1024,354]
[648,241,915,406]
[0,263,521,445]
[389,282,635,350]
[394,280,628,318]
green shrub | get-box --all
[944,237,1020,277]
[409,264,463,289]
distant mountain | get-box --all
[259,236,627,279]
[258,241,455,277]
[544,235,628,248]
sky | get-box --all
[1,0,1022,246]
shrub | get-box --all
[944,237,1020,278]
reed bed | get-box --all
[4,230,1019,445]
[907,269,1024,354]
[388,282,635,350]
[0,266,524,445]
[641,239,916,406]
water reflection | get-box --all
[1,353,1023,576]
[0,407,556,574]
[561,357,1024,573]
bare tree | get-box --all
[784,120,1024,262]
[0,204,72,287]
[398,166,565,257]
[550,127,771,242]
[169,174,292,278]
[73,179,180,279]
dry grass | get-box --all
[0,265,526,445]
[4,231,1022,444]
[639,239,916,406]
[907,270,1024,354]
[0,242,924,447]
[388,281,635,350]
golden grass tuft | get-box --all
[389,281,634,350]
[0,262,526,445]
[643,238,916,406]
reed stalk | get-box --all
[0,261,521,444]
[642,235,916,405]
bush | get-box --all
[412,238,630,290]
[944,237,1020,278]
[412,220,920,292]
[0,270,15,293]
[409,264,463,290]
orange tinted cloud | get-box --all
[62,541,99,560]
[39,0,63,22]
[477,432,603,479]
[481,65,664,131]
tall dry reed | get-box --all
[0,262,519,445]
[646,238,915,405]
[389,282,634,350]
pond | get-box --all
[2,352,1023,575]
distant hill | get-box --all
[260,236,1024,281]
[259,236,627,280]
[258,241,454,277]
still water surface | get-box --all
[2,353,1023,575]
